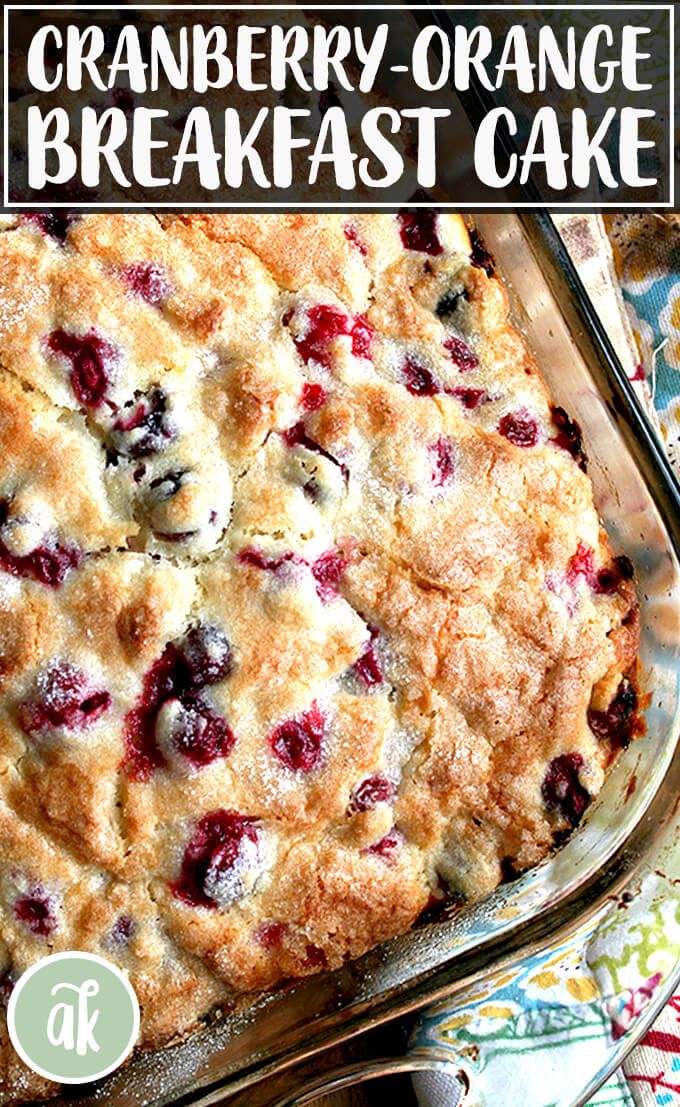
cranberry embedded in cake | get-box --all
[498,409,540,448]
[444,336,478,372]
[300,382,327,411]
[303,943,328,969]
[282,422,349,483]
[121,262,171,306]
[123,625,234,779]
[111,387,176,458]
[47,328,117,408]
[14,885,58,937]
[19,661,111,738]
[171,810,268,909]
[178,624,232,687]
[594,556,634,595]
[0,503,81,587]
[450,386,489,411]
[402,356,439,397]
[255,920,288,949]
[350,775,394,812]
[468,227,495,276]
[239,547,302,573]
[397,210,443,255]
[550,405,587,470]
[291,304,374,367]
[110,915,136,945]
[0,969,15,1005]
[353,630,383,687]
[436,288,466,319]
[21,213,75,243]
[343,222,368,256]
[566,542,635,597]
[311,548,347,600]
[268,702,326,772]
[155,695,236,770]
[430,437,456,486]
[365,827,404,863]
[541,754,591,827]
[588,678,638,749]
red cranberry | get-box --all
[312,549,347,601]
[292,304,374,367]
[587,679,638,749]
[303,944,328,969]
[171,810,265,909]
[178,624,232,687]
[15,886,57,937]
[354,645,383,686]
[566,542,596,589]
[112,387,176,457]
[268,702,326,772]
[124,647,180,779]
[47,328,117,408]
[450,386,489,410]
[121,263,171,306]
[468,228,495,276]
[239,547,302,573]
[550,406,587,471]
[566,542,633,596]
[0,529,81,588]
[444,336,478,372]
[283,422,310,449]
[365,828,404,864]
[593,556,634,595]
[123,627,234,780]
[21,213,74,243]
[282,422,349,483]
[19,662,111,737]
[110,915,135,944]
[353,628,383,687]
[498,409,540,448]
[343,222,368,256]
[403,356,439,397]
[397,211,443,256]
[350,315,374,360]
[350,775,394,813]
[255,920,288,949]
[300,382,326,411]
[430,437,456,486]
[159,694,236,769]
[542,753,591,827]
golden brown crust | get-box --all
[0,213,640,1102]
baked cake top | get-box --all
[0,212,639,1101]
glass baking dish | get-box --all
[40,210,680,1107]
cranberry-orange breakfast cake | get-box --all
[0,213,640,1102]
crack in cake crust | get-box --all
[0,213,641,1103]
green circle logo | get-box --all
[7,952,140,1084]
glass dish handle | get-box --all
[268,1054,466,1106]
